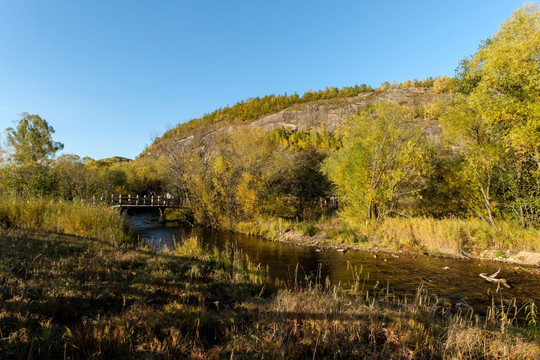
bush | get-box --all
[297,222,318,236]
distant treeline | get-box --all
[0,123,168,200]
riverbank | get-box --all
[227,216,540,267]
[1,225,539,359]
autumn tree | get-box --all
[163,145,216,225]
[433,75,452,94]
[323,102,432,223]
[163,125,335,225]
[52,154,99,199]
[444,4,540,227]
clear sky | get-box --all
[0,0,529,160]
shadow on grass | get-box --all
[0,227,276,349]
[7,227,533,360]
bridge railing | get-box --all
[90,194,186,208]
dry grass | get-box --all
[229,216,293,239]
[305,216,540,257]
[1,222,538,359]
[0,228,270,359]
[239,287,540,359]
[370,217,540,255]
[0,197,132,244]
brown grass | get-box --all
[1,223,539,359]
[0,197,132,244]
[370,217,540,255]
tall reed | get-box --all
[372,217,540,255]
[0,197,132,244]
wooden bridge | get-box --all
[91,194,187,210]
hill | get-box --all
[142,85,448,158]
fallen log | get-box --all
[479,268,511,289]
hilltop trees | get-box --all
[145,84,376,156]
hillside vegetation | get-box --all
[143,81,445,157]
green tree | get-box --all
[2,114,63,196]
[267,150,332,218]
[444,4,540,227]
[323,102,432,223]
[441,97,504,229]
[5,113,63,165]
[102,169,128,195]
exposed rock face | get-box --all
[146,87,446,157]
[251,87,437,133]
[250,101,363,133]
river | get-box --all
[130,212,540,312]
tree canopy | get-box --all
[444,3,540,227]
[323,102,432,223]
[4,113,64,165]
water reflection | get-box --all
[130,212,540,312]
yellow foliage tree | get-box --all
[444,4,540,227]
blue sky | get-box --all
[0,0,528,159]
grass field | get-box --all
[1,215,539,358]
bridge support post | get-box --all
[159,207,165,222]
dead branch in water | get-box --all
[479,268,510,290]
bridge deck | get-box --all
[91,194,188,209]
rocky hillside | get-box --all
[143,87,447,157]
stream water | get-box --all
[130,211,540,313]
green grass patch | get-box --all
[295,222,318,236]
